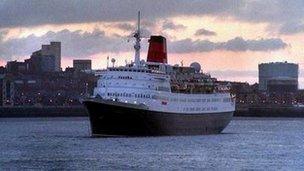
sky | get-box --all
[0,0,304,86]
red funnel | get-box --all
[147,36,167,63]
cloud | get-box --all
[0,30,8,40]
[123,26,152,38]
[113,23,135,31]
[0,29,287,61]
[194,28,216,36]
[233,0,304,34]
[278,22,304,35]
[168,37,287,53]
[0,29,136,60]
[0,0,241,28]
[221,37,287,51]
[235,0,304,23]
[162,20,186,30]
[1,0,304,35]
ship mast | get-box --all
[134,11,141,67]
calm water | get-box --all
[1,117,304,170]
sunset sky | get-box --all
[0,1,304,86]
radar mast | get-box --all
[134,11,141,67]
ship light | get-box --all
[112,99,115,101]
[134,101,137,104]
[125,100,128,103]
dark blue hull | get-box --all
[83,99,233,136]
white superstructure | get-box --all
[93,66,235,114]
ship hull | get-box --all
[83,99,233,136]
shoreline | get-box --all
[0,106,88,118]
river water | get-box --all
[0,117,304,170]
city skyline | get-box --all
[0,1,304,86]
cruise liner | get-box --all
[83,12,235,136]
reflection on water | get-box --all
[1,117,304,170]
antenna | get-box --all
[138,11,140,36]
[111,58,116,67]
[107,56,109,68]
[133,11,141,67]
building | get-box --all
[2,71,97,106]
[73,59,92,71]
[26,52,56,73]
[1,75,14,106]
[41,42,61,71]
[259,62,298,93]
[26,42,59,73]
[6,61,27,74]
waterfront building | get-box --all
[6,61,27,74]
[258,62,298,93]
[26,51,56,73]
[41,42,61,71]
[0,70,97,107]
[73,59,92,71]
